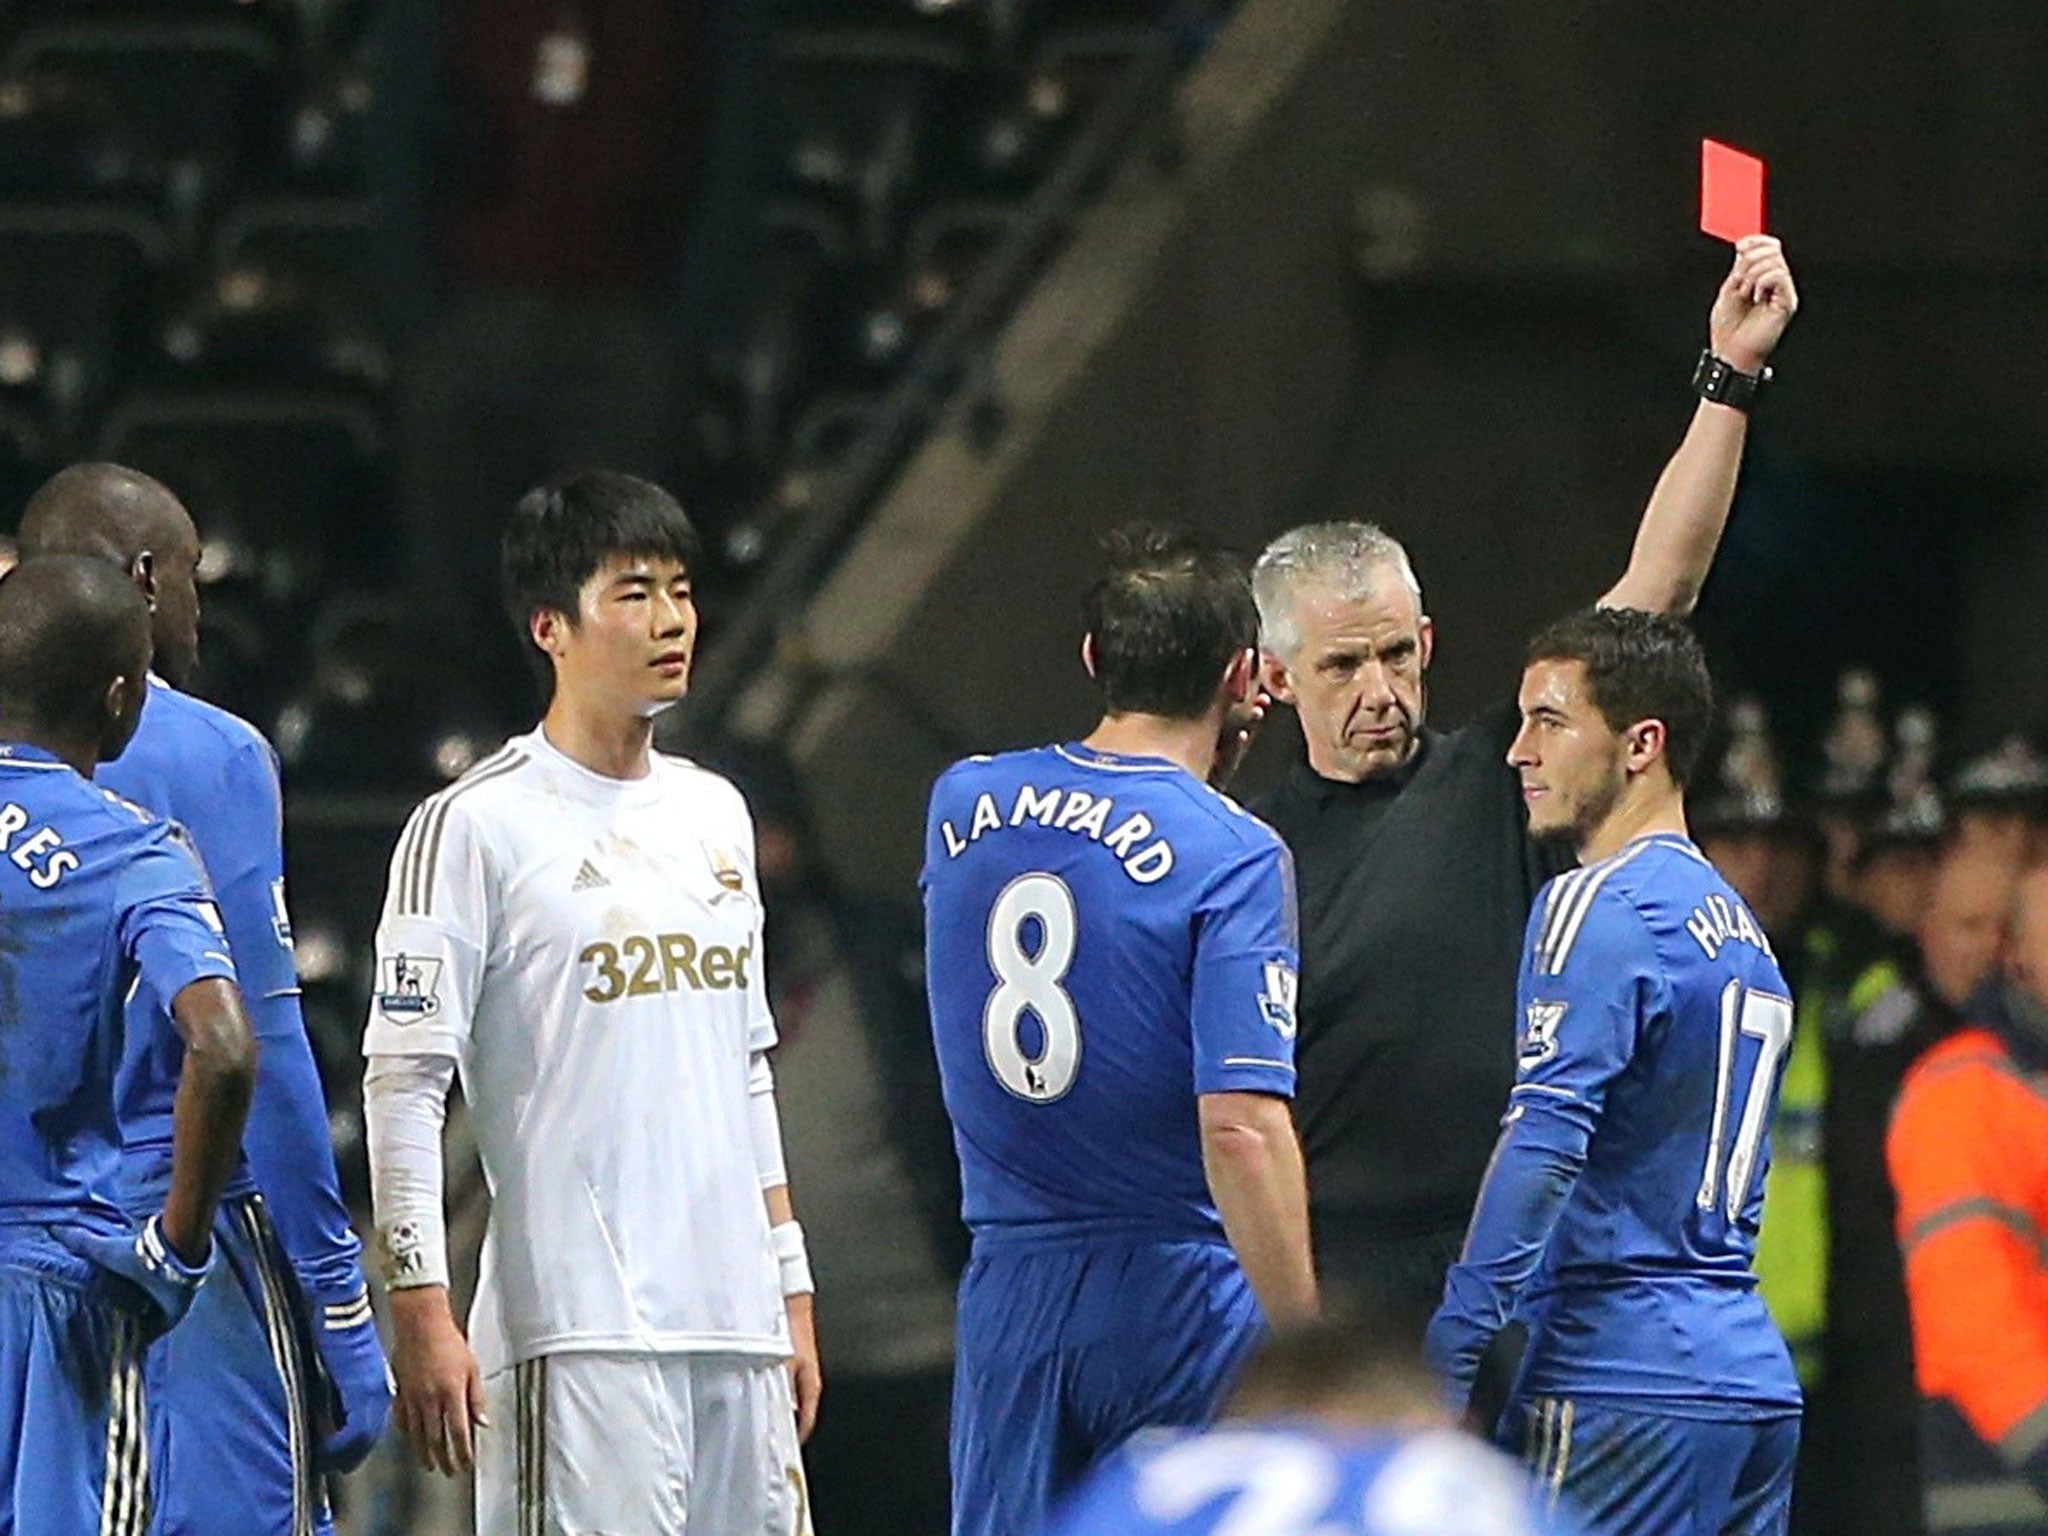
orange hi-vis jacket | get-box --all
[1889,1007,2048,1535]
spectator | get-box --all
[1855,798,1949,939]
[1949,740,2048,870]
[1889,863,2048,1536]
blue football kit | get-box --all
[922,742,1300,1536]
[99,678,389,1536]
[1426,833,1803,1536]
[1042,1422,1593,1536]
[0,741,238,1534]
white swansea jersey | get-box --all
[363,729,787,1374]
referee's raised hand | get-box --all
[1710,235,1799,374]
[390,1285,489,1476]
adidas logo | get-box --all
[571,860,610,892]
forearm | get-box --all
[365,1052,455,1293]
[164,979,258,1262]
[243,993,365,1285]
[1426,1107,1589,1392]
[1599,400,1747,617]
[1200,1103,1316,1326]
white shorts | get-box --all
[476,1353,812,1536]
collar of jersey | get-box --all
[527,725,668,801]
[0,742,68,769]
[1056,741,1181,774]
[1620,830,1703,861]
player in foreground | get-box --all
[1042,1313,1590,1536]
[0,556,255,1531]
[19,464,389,1535]
[923,524,1317,1536]
[363,471,819,1533]
[1426,608,1802,1534]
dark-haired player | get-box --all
[1427,608,1801,1535]
[923,524,1317,1536]
[0,555,255,1532]
[1044,1315,1590,1536]
[362,472,818,1533]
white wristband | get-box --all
[770,1220,814,1298]
[378,1215,450,1292]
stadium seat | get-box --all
[152,196,385,387]
[0,202,167,436]
[0,64,147,197]
[93,386,390,590]
[210,190,373,272]
[274,595,503,793]
[3,16,287,217]
[778,26,970,262]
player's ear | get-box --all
[1222,645,1258,703]
[101,669,145,754]
[1260,648,1297,707]
[1627,717,1668,775]
[1418,614,1435,671]
[130,551,159,613]
[531,606,570,659]
[1079,632,1098,680]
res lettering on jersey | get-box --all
[362,730,786,1374]
[0,745,235,1227]
[1042,1425,1587,1536]
[920,743,1299,1243]
[1429,834,1802,1417]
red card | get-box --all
[1700,139,1766,243]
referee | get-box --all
[1251,237,1799,1326]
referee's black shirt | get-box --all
[1253,699,1573,1273]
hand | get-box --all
[785,1292,823,1444]
[1708,235,1798,375]
[1211,689,1270,789]
[388,1286,486,1477]
[55,1214,211,1340]
[302,1272,395,1474]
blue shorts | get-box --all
[951,1237,1263,1536]
[1513,1396,1800,1536]
[0,1235,152,1535]
[144,1195,331,1536]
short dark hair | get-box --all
[1224,1309,1439,1423]
[1081,524,1257,719]
[1525,606,1715,788]
[501,471,703,691]
[0,554,150,735]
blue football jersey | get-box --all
[0,743,236,1225]
[921,743,1299,1240]
[1042,1423,1590,1536]
[99,679,301,1207]
[1428,833,1801,1416]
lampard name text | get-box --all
[939,784,1176,884]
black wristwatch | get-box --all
[1693,350,1772,412]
